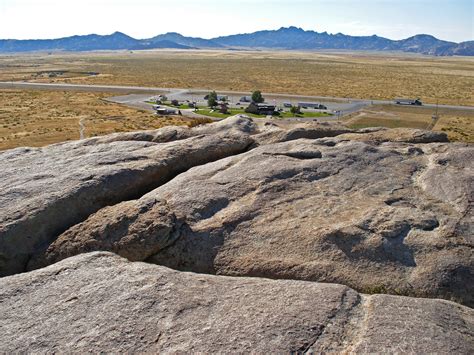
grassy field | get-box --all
[0,89,191,150]
[1,50,473,106]
[345,104,474,142]
[193,107,332,119]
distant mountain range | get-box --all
[1,27,472,56]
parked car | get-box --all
[283,102,292,108]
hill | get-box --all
[0,32,190,52]
[212,27,471,55]
[146,32,223,48]
[0,27,472,55]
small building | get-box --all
[245,102,276,115]
[394,98,423,106]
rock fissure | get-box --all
[301,287,362,353]
[1,119,472,309]
[0,118,259,277]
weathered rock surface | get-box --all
[253,122,353,145]
[1,252,472,353]
[1,118,473,352]
[338,127,449,144]
[84,115,258,144]
[30,132,474,305]
[0,117,256,276]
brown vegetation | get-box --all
[1,51,472,147]
[0,89,190,150]
[1,50,473,106]
[345,104,474,142]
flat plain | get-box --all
[1,50,473,106]
[0,50,473,148]
[345,104,474,142]
[0,89,190,150]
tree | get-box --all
[290,105,301,116]
[207,91,218,108]
[251,90,264,103]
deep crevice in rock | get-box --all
[0,136,256,277]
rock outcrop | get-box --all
[338,127,449,144]
[85,115,258,144]
[253,123,353,145]
[1,252,472,353]
[25,129,473,306]
[0,117,256,276]
[1,117,473,351]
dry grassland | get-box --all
[1,51,472,147]
[0,89,189,150]
[345,104,474,142]
[1,50,473,106]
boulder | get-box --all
[30,137,474,306]
[0,117,255,276]
[0,252,472,353]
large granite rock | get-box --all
[29,135,474,306]
[338,127,449,144]
[84,115,258,144]
[253,122,353,145]
[1,252,472,353]
[0,117,256,276]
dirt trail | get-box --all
[79,118,85,139]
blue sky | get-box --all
[0,0,472,42]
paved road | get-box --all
[0,81,170,94]
[104,94,215,120]
[104,94,155,111]
[2,81,473,117]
